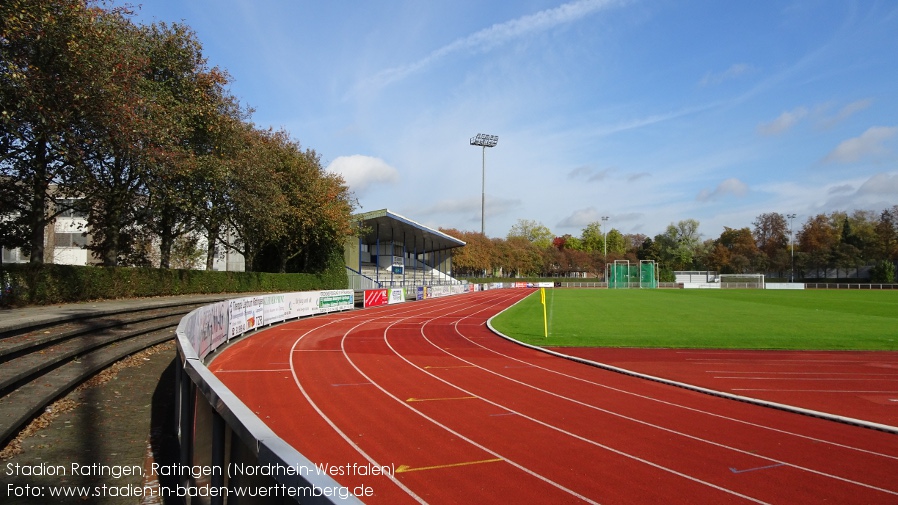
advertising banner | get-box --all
[319,289,354,313]
[249,296,264,329]
[437,285,452,298]
[284,291,319,319]
[364,289,388,308]
[228,297,249,339]
[388,288,405,304]
[192,301,228,359]
[263,293,287,325]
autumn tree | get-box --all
[0,0,109,263]
[752,212,790,276]
[442,229,493,277]
[798,214,838,278]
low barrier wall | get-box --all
[172,284,489,504]
[174,289,363,505]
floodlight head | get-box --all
[470,133,498,148]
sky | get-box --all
[129,0,898,241]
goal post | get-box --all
[718,273,765,289]
[606,260,658,289]
[639,260,658,289]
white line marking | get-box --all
[215,368,291,373]
[714,377,892,381]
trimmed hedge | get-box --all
[0,252,348,307]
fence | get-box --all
[804,283,898,290]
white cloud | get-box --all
[855,172,898,197]
[325,155,399,196]
[821,172,898,211]
[415,195,522,222]
[757,107,808,135]
[818,99,872,129]
[355,0,626,93]
[699,63,753,86]
[823,126,898,163]
[557,207,605,228]
[696,178,749,202]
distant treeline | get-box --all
[445,209,898,282]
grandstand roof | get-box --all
[354,209,465,253]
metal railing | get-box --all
[174,294,363,505]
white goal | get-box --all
[718,273,765,289]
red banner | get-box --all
[364,289,388,308]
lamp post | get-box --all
[470,133,498,236]
[787,213,796,282]
[601,216,609,262]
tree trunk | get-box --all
[158,210,174,269]
[27,144,50,264]
[205,226,217,270]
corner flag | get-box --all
[540,287,547,338]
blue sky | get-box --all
[130,0,898,240]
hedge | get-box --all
[0,252,348,307]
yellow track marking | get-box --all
[396,458,504,473]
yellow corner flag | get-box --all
[540,287,548,338]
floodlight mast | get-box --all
[787,213,797,282]
[601,216,609,262]
[470,133,498,236]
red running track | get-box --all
[552,348,898,427]
[209,289,898,504]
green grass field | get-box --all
[490,289,898,350]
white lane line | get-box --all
[492,335,898,460]
[733,389,898,393]
[287,299,462,504]
[215,368,291,373]
[343,293,604,504]
[374,309,771,504]
[714,377,894,381]
[707,371,898,376]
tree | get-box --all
[712,227,762,273]
[442,229,493,277]
[255,134,354,273]
[798,214,838,278]
[220,127,289,272]
[874,206,898,262]
[508,219,553,249]
[61,8,192,266]
[653,219,701,271]
[0,0,111,263]
[580,222,604,253]
[870,260,896,283]
[752,212,789,276]
[138,22,235,269]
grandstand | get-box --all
[345,209,467,289]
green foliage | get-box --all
[492,289,898,350]
[0,258,347,307]
[870,260,896,283]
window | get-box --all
[54,232,88,248]
[54,198,87,219]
